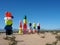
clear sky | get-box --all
[0,0,60,30]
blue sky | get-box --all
[0,0,60,30]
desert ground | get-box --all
[0,31,60,45]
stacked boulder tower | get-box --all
[37,23,40,34]
[28,22,32,33]
[33,23,36,33]
[23,16,27,34]
[4,11,13,38]
[18,20,23,34]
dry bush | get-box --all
[55,35,60,41]
[52,31,57,35]
[46,43,52,45]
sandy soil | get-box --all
[0,32,60,45]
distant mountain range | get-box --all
[0,29,60,33]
